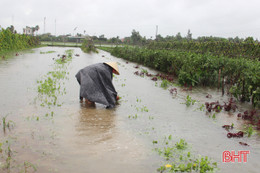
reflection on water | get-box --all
[75,103,116,144]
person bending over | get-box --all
[75,62,120,108]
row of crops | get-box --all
[0,28,40,53]
[147,41,260,61]
[100,46,260,107]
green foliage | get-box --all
[184,95,196,107]
[130,29,143,45]
[153,140,158,144]
[81,39,98,53]
[23,161,37,172]
[147,41,260,61]
[160,80,170,89]
[40,51,55,54]
[0,28,40,54]
[97,46,114,52]
[37,49,73,108]
[106,46,259,107]
[175,139,188,150]
[141,68,148,74]
[155,138,218,173]
[0,140,12,171]
[140,105,149,112]
[197,104,205,111]
[128,114,138,119]
[247,125,254,137]
[0,142,2,153]
[1,115,15,133]
[243,124,255,137]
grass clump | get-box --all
[154,137,218,173]
[36,49,73,108]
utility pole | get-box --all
[73,27,77,36]
[44,17,46,34]
[155,25,158,40]
[55,19,56,37]
[12,15,14,26]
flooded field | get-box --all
[0,47,259,173]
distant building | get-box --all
[68,35,91,43]
[23,26,34,35]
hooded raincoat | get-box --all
[75,63,117,108]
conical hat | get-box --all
[104,62,120,75]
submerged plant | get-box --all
[23,161,37,172]
[149,116,154,120]
[205,101,223,112]
[160,80,170,89]
[184,95,196,106]
[141,68,148,74]
[36,49,73,108]
[153,140,158,144]
[227,131,244,138]
[154,136,218,173]
[40,51,55,54]
[141,105,149,112]
[175,139,188,150]
[244,124,255,137]
[196,104,205,111]
[169,88,177,95]
[0,140,13,171]
[81,39,98,53]
[136,97,142,102]
[2,115,15,133]
[0,142,2,153]
[128,114,138,119]
[222,123,234,131]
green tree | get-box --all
[81,38,97,53]
[176,32,182,41]
[156,34,164,41]
[244,37,254,44]
[98,34,107,42]
[92,36,98,40]
[7,25,16,34]
[141,36,147,45]
[130,29,142,45]
[123,37,131,44]
[34,25,40,35]
[165,35,175,41]
[186,29,192,40]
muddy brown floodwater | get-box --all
[0,47,259,173]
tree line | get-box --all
[0,27,40,54]
[36,28,259,46]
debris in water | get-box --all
[169,88,177,95]
[206,94,212,98]
[227,131,244,138]
[239,142,249,146]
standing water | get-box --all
[0,47,259,173]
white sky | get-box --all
[1,0,260,39]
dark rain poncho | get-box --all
[75,63,117,108]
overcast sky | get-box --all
[1,0,260,39]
